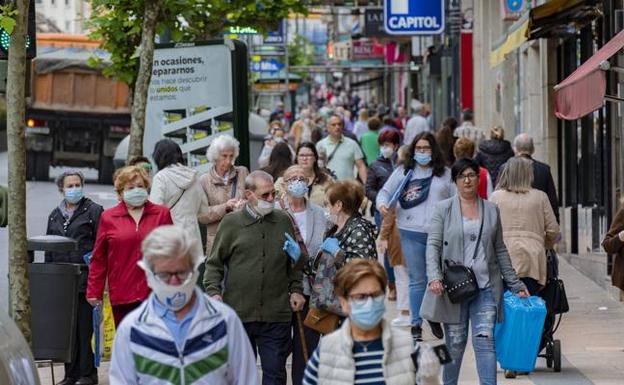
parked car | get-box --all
[0,310,40,385]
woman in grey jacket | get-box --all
[277,165,330,385]
[421,158,528,385]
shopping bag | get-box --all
[91,293,116,364]
[495,291,547,372]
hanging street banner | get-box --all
[383,0,445,35]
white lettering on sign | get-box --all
[390,0,409,14]
[388,16,441,29]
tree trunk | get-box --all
[7,0,31,342]
[127,0,161,163]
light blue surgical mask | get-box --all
[287,180,309,198]
[123,187,148,207]
[414,153,432,166]
[64,187,83,204]
[349,295,386,331]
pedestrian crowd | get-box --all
[47,97,571,385]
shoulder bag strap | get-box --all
[326,140,342,163]
[169,188,187,210]
[278,199,309,256]
[472,201,485,261]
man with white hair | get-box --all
[204,170,306,385]
[109,225,258,384]
[511,133,560,222]
[404,101,430,145]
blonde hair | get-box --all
[114,166,151,194]
[358,108,369,120]
[453,137,476,159]
[490,126,505,140]
[496,156,534,193]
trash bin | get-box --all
[27,235,80,363]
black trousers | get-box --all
[243,321,291,385]
[290,298,320,385]
[65,294,96,380]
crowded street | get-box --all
[2,1,624,385]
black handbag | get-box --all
[541,278,569,314]
[443,204,484,304]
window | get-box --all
[65,21,71,32]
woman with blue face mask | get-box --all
[376,131,456,343]
[47,171,104,385]
[276,165,330,385]
[86,166,173,329]
[303,259,441,385]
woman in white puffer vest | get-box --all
[303,259,440,385]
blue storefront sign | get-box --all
[383,0,445,35]
[250,59,284,73]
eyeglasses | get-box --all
[458,173,478,182]
[414,146,432,153]
[258,190,276,200]
[348,291,385,306]
[286,176,307,183]
[153,269,194,283]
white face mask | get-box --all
[138,259,202,312]
[255,199,274,216]
[324,208,338,224]
[380,146,394,159]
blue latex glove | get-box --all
[283,233,301,262]
[321,237,341,257]
[83,251,92,266]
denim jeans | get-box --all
[374,211,396,284]
[443,288,497,385]
[398,229,428,326]
[244,321,291,385]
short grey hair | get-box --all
[141,225,201,268]
[496,156,534,193]
[206,135,240,163]
[244,170,274,191]
[513,133,535,155]
[55,170,85,192]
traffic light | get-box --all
[0,0,36,60]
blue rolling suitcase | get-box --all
[495,291,547,373]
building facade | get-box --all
[35,0,91,34]
[473,0,623,300]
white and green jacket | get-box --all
[109,289,259,385]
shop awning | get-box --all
[490,14,529,68]
[554,29,624,120]
[490,0,600,68]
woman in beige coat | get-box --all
[490,156,560,294]
[199,135,249,254]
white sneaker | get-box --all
[391,315,412,327]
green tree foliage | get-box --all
[88,0,307,89]
[288,34,315,78]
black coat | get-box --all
[475,139,515,182]
[46,197,103,291]
[365,156,395,205]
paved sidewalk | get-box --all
[38,257,624,385]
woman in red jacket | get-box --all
[87,166,173,326]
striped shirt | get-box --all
[303,338,386,385]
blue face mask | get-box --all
[414,153,432,166]
[64,187,83,204]
[349,295,386,331]
[287,180,308,198]
[123,187,148,207]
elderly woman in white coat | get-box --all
[149,139,208,258]
[199,135,249,254]
[421,158,528,385]
[276,165,329,385]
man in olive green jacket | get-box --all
[204,170,305,385]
